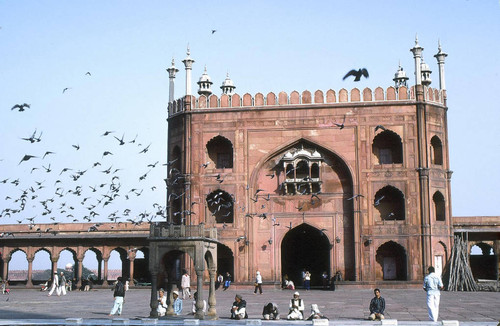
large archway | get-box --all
[216,243,234,279]
[281,223,330,287]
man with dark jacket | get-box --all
[368,288,385,320]
[109,277,125,316]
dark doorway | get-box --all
[217,244,234,279]
[281,223,330,287]
[375,241,407,280]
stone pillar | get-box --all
[2,258,9,282]
[207,268,217,319]
[76,258,83,288]
[51,258,58,275]
[128,251,136,286]
[194,269,204,319]
[27,256,34,287]
[149,271,159,317]
[103,258,109,285]
[97,256,102,282]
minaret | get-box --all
[197,66,213,96]
[410,35,424,85]
[166,58,179,103]
[420,56,432,87]
[393,61,409,89]
[220,72,236,95]
[434,40,448,91]
[182,46,195,96]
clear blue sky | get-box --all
[1,1,499,270]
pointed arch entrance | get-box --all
[281,223,330,287]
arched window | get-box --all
[171,146,182,171]
[374,185,405,220]
[372,130,403,164]
[295,160,309,180]
[206,190,234,224]
[433,191,445,221]
[430,136,443,165]
[206,136,233,169]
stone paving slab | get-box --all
[0,288,498,325]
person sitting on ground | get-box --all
[157,288,168,317]
[307,304,328,320]
[230,294,248,319]
[191,291,207,315]
[287,291,305,320]
[41,280,49,291]
[262,302,280,320]
[368,288,385,320]
[172,290,183,315]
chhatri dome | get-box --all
[220,72,236,95]
[197,66,213,96]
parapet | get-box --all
[168,86,444,116]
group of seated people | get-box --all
[157,288,385,321]
[230,291,328,321]
[156,289,207,317]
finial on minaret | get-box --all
[197,65,213,96]
[410,34,424,85]
[220,72,236,95]
[182,44,195,96]
[166,58,180,103]
[434,39,448,91]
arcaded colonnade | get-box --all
[0,223,149,288]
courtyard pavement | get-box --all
[0,286,498,325]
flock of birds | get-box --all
[2,78,168,235]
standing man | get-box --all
[47,271,59,296]
[368,288,385,320]
[181,270,191,299]
[109,277,125,316]
[254,271,263,295]
[423,266,444,322]
[58,272,67,296]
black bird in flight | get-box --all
[62,87,72,93]
[139,143,151,154]
[211,29,217,34]
[72,144,80,150]
[375,125,386,132]
[102,131,114,136]
[343,68,369,81]
[85,72,91,76]
[19,154,37,165]
[334,115,346,130]
[114,134,125,145]
[11,103,30,111]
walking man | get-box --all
[58,272,67,296]
[423,266,444,322]
[254,271,263,294]
[48,271,59,296]
[181,269,191,299]
[109,277,125,316]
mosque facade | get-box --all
[165,38,454,287]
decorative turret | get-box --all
[220,73,236,95]
[434,40,448,91]
[393,62,409,89]
[182,46,195,96]
[166,58,179,103]
[197,66,213,96]
[410,35,424,85]
[420,56,432,87]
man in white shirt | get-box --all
[423,266,444,322]
[47,271,59,296]
[181,270,191,299]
